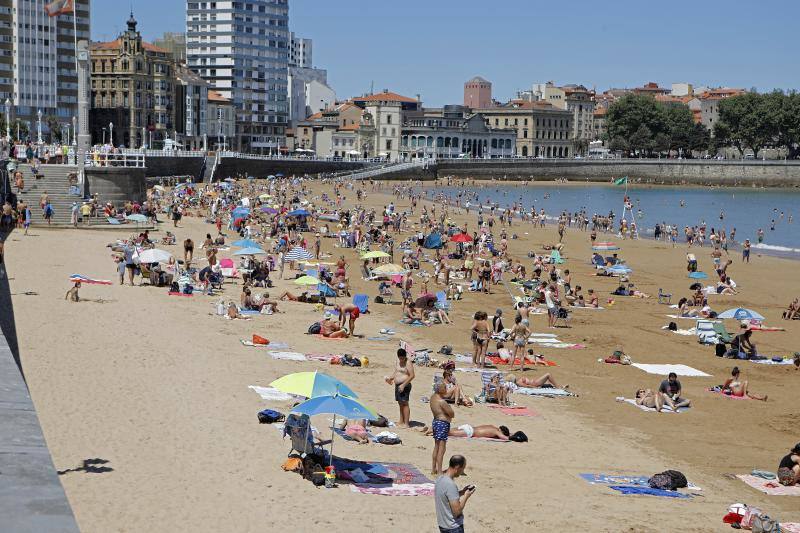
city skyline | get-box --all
[90,0,800,106]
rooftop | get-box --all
[352,90,417,103]
[90,38,170,54]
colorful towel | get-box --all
[622,399,687,413]
[737,474,800,495]
[579,473,701,491]
[608,485,692,498]
[332,460,432,487]
[69,274,113,285]
[707,388,749,400]
[349,483,434,496]
[780,523,800,533]
[248,385,295,401]
[239,309,261,316]
[486,355,557,367]
[632,363,710,377]
[168,292,193,297]
[488,405,538,417]
[305,353,337,362]
[333,427,378,443]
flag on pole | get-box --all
[614,176,628,186]
[44,0,74,17]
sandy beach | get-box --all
[5,179,800,532]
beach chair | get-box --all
[696,320,718,344]
[283,413,331,459]
[712,322,735,344]
[479,372,505,403]
[219,258,239,279]
[553,307,571,328]
[657,288,672,305]
[138,263,154,286]
[434,290,451,312]
[353,293,369,314]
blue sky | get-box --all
[92,0,799,106]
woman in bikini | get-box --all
[634,388,666,411]
[722,367,767,401]
[507,372,564,390]
[511,316,530,371]
[471,310,490,367]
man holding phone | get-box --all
[435,455,474,533]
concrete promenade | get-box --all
[0,234,79,533]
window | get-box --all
[523,129,528,139]
[504,118,508,126]
[387,114,392,124]
[385,140,392,150]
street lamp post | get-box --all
[72,116,77,145]
[102,128,106,145]
[109,122,114,147]
[3,98,9,141]
[37,109,43,144]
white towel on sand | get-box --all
[249,386,294,401]
[268,351,307,361]
[632,363,710,377]
[622,399,687,413]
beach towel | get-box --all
[666,315,699,320]
[579,473,701,491]
[737,474,800,496]
[69,274,113,285]
[366,336,393,341]
[240,339,290,349]
[608,485,692,498]
[454,367,501,374]
[530,333,558,337]
[486,355,557,367]
[514,387,573,397]
[239,309,261,316]
[622,399,687,413]
[333,427,379,443]
[349,483,434,496]
[663,327,697,336]
[449,436,513,443]
[750,358,794,365]
[268,351,307,361]
[631,364,710,377]
[707,388,749,400]
[305,353,336,362]
[399,319,427,327]
[570,306,605,310]
[780,523,800,533]
[248,385,295,401]
[488,405,538,417]
[168,291,193,297]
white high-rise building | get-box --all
[186,0,289,153]
[2,0,91,140]
[289,32,311,68]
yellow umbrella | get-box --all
[361,250,391,260]
[372,263,407,276]
[294,275,321,286]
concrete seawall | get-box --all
[435,159,800,187]
[0,232,79,533]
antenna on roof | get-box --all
[369,80,374,96]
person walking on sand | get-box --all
[430,382,454,476]
[435,455,474,533]
[385,348,414,427]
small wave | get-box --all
[751,243,800,253]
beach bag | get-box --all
[170,281,180,293]
[307,322,322,334]
[252,334,270,345]
[374,295,384,304]
[376,435,402,445]
[668,322,677,331]
[414,351,430,366]
[509,431,528,443]
[282,456,302,472]
[341,354,361,367]
[257,409,285,424]
[183,284,193,295]
[369,414,389,428]
[741,507,764,530]
[752,514,781,533]
[648,470,687,490]
[438,345,453,355]
[715,343,727,358]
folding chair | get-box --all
[553,307,571,328]
[657,288,672,305]
[283,413,331,461]
[479,371,505,403]
[696,320,718,344]
[712,322,735,344]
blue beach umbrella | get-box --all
[232,239,260,248]
[234,246,266,255]
[284,246,314,261]
[126,214,148,223]
[287,209,310,217]
[232,207,251,219]
[688,271,708,279]
[717,308,765,321]
[606,265,632,275]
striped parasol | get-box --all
[284,246,314,261]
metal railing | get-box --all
[341,159,432,180]
[83,151,146,168]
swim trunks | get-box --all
[458,424,474,438]
[394,382,411,403]
[350,307,360,319]
[431,419,450,442]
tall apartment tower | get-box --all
[2,0,91,138]
[464,76,492,109]
[186,0,289,153]
[289,32,311,68]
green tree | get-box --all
[606,94,667,146]
[608,136,629,153]
[716,92,775,157]
[629,124,654,156]
[653,132,671,155]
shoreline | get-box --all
[421,179,800,260]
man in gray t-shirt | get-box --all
[435,454,474,533]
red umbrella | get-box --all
[450,233,473,243]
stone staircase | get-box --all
[13,164,82,226]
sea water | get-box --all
[428,183,800,258]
